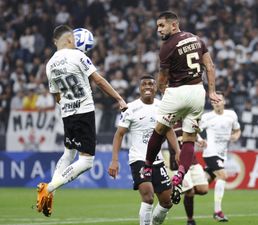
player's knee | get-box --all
[155,122,170,136]
[195,184,208,195]
[142,193,154,205]
[195,188,208,195]
[184,188,195,197]
[63,147,77,162]
[215,170,227,180]
[159,199,172,209]
[79,155,95,171]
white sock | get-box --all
[139,202,153,225]
[51,147,77,184]
[152,203,169,225]
[214,179,226,212]
[47,155,94,192]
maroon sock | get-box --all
[145,130,164,165]
[178,141,195,173]
[184,195,194,220]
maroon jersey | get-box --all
[159,31,208,87]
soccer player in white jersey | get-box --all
[36,25,127,217]
[108,76,180,225]
[198,91,241,222]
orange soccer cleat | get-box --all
[36,183,53,217]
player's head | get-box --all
[212,91,225,112]
[53,25,75,49]
[157,11,180,40]
[139,75,157,104]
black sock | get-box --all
[184,195,194,220]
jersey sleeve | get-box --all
[77,51,97,77]
[118,107,132,129]
[231,110,241,130]
[199,113,208,131]
[200,38,208,54]
[46,63,59,94]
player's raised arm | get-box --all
[90,71,128,111]
[202,52,222,104]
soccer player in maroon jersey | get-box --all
[143,11,221,203]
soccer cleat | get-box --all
[171,184,182,204]
[42,192,53,217]
[36,183,53,217]
[213,211,229,222]
[187,219,196,225]
[171,172,184,204]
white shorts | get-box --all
[181,164,208,193]
[157,84,205,133]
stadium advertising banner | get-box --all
[195,151,258,189]
[0,151,132,189]
[0,151,258,189]
[6,110,64,152]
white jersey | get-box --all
[200,109,240,160]
[46,48,97,118]
[118,98,164,165]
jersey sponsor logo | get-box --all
[52,68,67,76]
[50,58,68,69]
[62,100,81,112]
[176,37,198,47]
[142,129,153,144]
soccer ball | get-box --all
[73,28,94,53]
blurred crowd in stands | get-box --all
[0,0,257,148]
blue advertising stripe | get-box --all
[0,151,132,189]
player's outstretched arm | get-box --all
[108,126,128,179]
[202,52,222,104]
[90,72,128,111]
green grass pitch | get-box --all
[0,188,257,225]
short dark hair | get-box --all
[53,25,73,40]
[158,11,178,21]
[140,75,155,81]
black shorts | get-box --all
[203,156,224,172]
[130,161,171,193]
[62,111,96,155]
